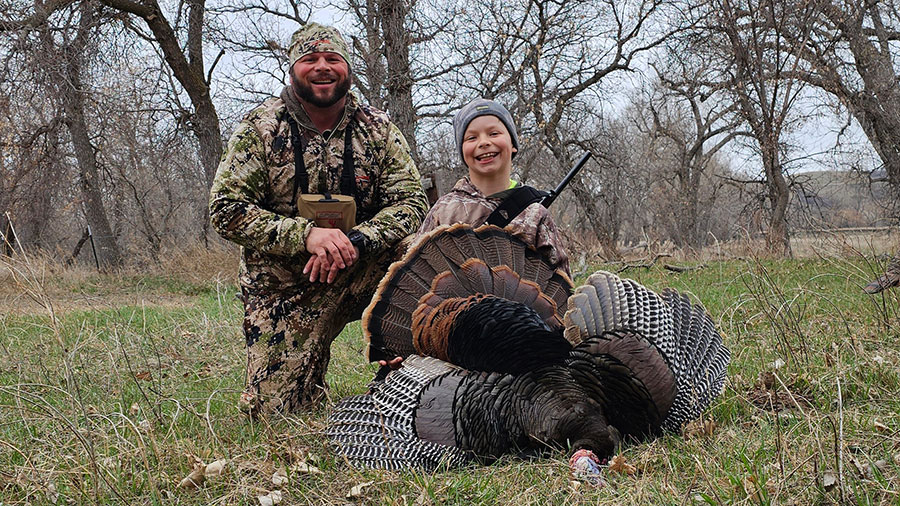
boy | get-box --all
[371,98,571,378]
[418,98,570,275]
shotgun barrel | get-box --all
[541,151,592,208]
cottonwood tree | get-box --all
[96,0,224,242]
[780,0,900,197]
[91,63,209,261]
[2,1,122,267]
[0,77,66,252]
[639,61,744,248]
[572,112,651,260]
[698,0,817,256]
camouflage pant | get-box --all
[240,246,403,415]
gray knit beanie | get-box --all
[453,98,519,162]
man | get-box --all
[209,22,428,414]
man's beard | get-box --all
[292,74,351,108]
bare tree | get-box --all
[701,0,816,256]
[640,61,744,248]
[2,0,122,267]
[96,0,224,242]
[344,0,466,170]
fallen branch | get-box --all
[616,254,672,273]
[663,263,707,273]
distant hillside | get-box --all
[791,170,895,228]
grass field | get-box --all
[1,244,899,505]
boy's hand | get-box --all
[378,356,404,370]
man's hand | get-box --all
[304,228,358,283]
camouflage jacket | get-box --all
[417,177,570,275]
[210,89,428,291]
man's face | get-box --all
[291,52,351,108]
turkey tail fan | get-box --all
[326,356,471,471]
[563,271,730,431]
[363,224,574,369]
[657,288,731,431]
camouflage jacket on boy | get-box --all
[210,88,428,292]
[418,177,570,276]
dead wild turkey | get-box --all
[326,224,730,472]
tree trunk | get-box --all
[99,0,223,243]
[53,3,121,269]
[380,0,418,162]
[762,147,792,257]
[193,99,221,244]
[62,57,121,269]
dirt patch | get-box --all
[747,371,814,412]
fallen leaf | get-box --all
[823,469,837,491]
[771,358,785,370]
[741,476,759,502]
[138,419,151,432]
[347,481,374,498]
[874,420,889,433]
[177,463,206,489]
[135,371,152,381]
[258,490,283,506]
[205,459,227,477]
[129,403,140,416]
[873,355,885,365]
[46,481,58,504]
[291,461,323,475]
[850,458,869,479]
[608,455,636,476]
[272,469,288,486]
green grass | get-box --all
[1,255,899,504]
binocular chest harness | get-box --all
[282,113,361,244]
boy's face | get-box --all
[461,115,517,179]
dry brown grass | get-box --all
[0,243,239,315]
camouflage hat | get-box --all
[288,22,351,68]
